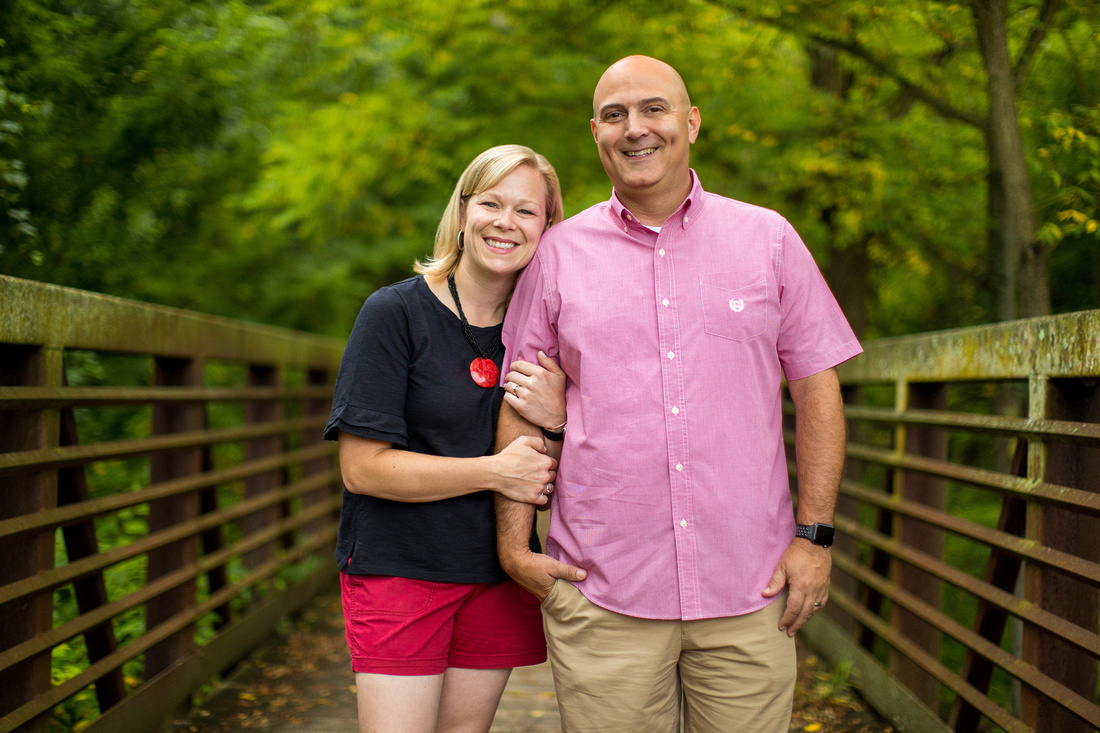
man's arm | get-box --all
[495,400,586,599]
[761,367,846,636]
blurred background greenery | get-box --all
[1,0,1097,339]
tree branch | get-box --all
[802,31,987,130]
[1012,0,1062,91]
[706,2,987,130]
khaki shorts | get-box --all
[541,580,795,733]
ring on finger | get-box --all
[544,483,554,495]
[511,383,521,396]
[813,601,822,608]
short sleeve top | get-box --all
[325,275,511,583]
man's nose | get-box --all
[625,112,647,138]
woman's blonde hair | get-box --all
[415,145,564,279]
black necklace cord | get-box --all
[447,274,500,361]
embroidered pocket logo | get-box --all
[729,298,745,312]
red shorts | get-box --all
[340,573,546,675]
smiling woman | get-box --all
[322,145,570,733]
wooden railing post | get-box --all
[0,344,62,733]
[890,380,946,708]
[242,364,286,570]
[57,378,126,712]
[302,369,336,540]
[832,384,863,636]
[145,356,204,679]
[1021,377,1100,732]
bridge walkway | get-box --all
[170,584,890,733]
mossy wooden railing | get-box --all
[0,276,344,732]
[793,309,1100,733]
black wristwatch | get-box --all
[795,523,835,548]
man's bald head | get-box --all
[589,55,700,224]
[593,55,692,118]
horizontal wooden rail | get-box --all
[0,385,335,409]
[0,525,335,732]
[0,497,340,675]
[839,405,1100,444]
[0,275,344,733]
[828,587,1031,733]
[0,413,327,476]
[0,470,337,607]
[834,516,1100,659]
[835,556,1100,730]
[793,308,1100,733]
[836,479,1100,586]
[842,441,1100,514]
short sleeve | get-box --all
[324,287,412,446]
[775,221,862,380]
[500,248,559,382]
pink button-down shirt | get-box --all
[502,173,862,620]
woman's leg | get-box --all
[436,667,513,733]
[354,672,445,733]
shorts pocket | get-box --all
[700,271,768,342]
[343,574,436,617]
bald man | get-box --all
[495,56,862,732]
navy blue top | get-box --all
[325,275,514,583]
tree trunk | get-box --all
[972,0,1049,319]
[806,41,867,337]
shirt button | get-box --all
[662,298,669,307]
[626,213,633,220]
[680,519,688,528]
[671,406,679,415]
[683,216,690,224]
[667,351,675,359]
[658,249,665,256]
[623,226,629,232]
[676,463,683,472]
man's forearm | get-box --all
[788,368,846,524]
[495,401,542,563]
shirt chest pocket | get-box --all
[699,271,768,342]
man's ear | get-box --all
[687,107,701,144]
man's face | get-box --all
[590,59,700,203]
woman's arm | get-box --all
[338,432,555,505]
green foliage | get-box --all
[1,0,1096,336]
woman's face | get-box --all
[459,165,548,281]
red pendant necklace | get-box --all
[447,275,501,388]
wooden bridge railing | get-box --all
[0,276,344,732]
[793,309,1100,733]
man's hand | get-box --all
[761,539,831,636]
[501,548,587,601]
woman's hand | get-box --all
[503,351,567,431]
[492,435,557,505]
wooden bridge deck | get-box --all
[169,584,561,733]
[170,584,888,732]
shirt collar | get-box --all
[607,169,706,232]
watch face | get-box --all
[814,524,835,547]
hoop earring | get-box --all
[457,232,465,251]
